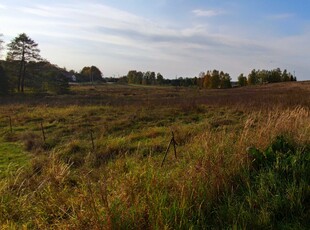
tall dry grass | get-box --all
[1,105,308,228]
[239,106,309,148]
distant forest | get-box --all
[0,33,297,95]
[110,68,296,89]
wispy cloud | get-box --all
[192,9,222,17]
[10,3,274,71]
[1,1,308,79]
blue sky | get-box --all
[0,0,309,80]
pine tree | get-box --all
[7,33,41,92]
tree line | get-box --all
[120,69,231,88]
[197,70,232,89]
[114,70,198,87]
[120,68,296,88]
[118,68,297,89]
[68,66,104,83]
[239,68,296,86]
[0,33,298,95]
[127,70,164,85]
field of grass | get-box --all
[0,142,29,178]
[0,82,309,229]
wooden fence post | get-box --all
[172,131,177,159]
[161,131,178,167]
[90,129,95,150]
[8,116,12,133]
[40,121,46,142]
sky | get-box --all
[0,0,310,80]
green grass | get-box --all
[0,141,29,178]
[211,136,310,229]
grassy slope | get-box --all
[0,82,309,229]
[0,141,29,178]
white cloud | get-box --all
[192,9,222,17]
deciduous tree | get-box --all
[220,72,232,88]
[248,69,258,85]
[156,72,164,85]
[203,71,211,88]
[210,70,220,89]
[238,73,247,86]
[80,66,103,82]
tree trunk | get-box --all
[21,63,26,93]
[18,60,23,92]
[20,45,25,93]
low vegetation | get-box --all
[0,82,309,229]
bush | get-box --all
[46,72,70,94]
[26,71,70,94]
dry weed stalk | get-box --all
[237,106,310,150]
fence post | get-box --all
[90,129,95,150]
[8,116,12,133]
[40,121,46,142]
[161,131,178,167]
[172,131,177,159]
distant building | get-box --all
[71,75,76,82]
[62,72,77,82]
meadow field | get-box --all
[0,82,309,229]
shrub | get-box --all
[46,72,70,94]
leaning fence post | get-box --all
[172,131,177,159]
[90,129,95,150]
[161,131,178,167]
[161,138,173,167]
[40,121,46,142]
